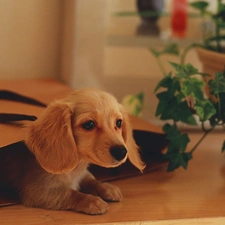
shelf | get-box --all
[106,16,203,48]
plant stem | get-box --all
[156,56,167,77]
[217,92,222,121]
[180,43,200,65]
[190,127,214,154]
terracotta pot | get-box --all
[196,47,225,80]
[196,47,225,99]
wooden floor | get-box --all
[1,131,225,225]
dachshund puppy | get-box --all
[0,88,145,215]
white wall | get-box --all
[60,0,76,84]
[70,0,108,89]
[0,0,63,79]
[0,0,206,121]
[69,0,203,119]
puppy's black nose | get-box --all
[110,146,127,161]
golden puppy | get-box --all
[0,88,145,215]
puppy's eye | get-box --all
[116,119,122,128]
[82,120,95,130]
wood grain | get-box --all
[1,79,225,224]
[1,132,225,224]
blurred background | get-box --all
[0,0,217,121]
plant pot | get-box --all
[196,47,225,98]
[196,47,225,80]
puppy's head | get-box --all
[25,88,145,174]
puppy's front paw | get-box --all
[77,194,109,215]
[97,182,123,202]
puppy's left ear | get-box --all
[120,106,145,172]
[25,101,78,174]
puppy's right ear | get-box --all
[25,101,78,174]
[120,106,145,172]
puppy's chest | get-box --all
[61,162,88,190]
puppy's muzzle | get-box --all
[110,145,127,161]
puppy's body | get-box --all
[0,143,120,214]
[0,88,145,215]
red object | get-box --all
[171,0,187,38]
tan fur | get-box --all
[0,88,145,215]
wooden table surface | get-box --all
[1,131,225,225]
[1,79,225,224]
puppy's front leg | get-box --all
[21,187,108,215]
[80,172,123,202]
[66,189,109,214]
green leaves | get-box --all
[163,124,192,172]
[154,73,180,95]
[167,152,192,172]
[149,48,160,57]
[189,0,225,52]
[149,43,179,57]
[180,76,216,121]
[163,124,190,152]
[121,92,144,117]
[163,43,179,55]
[155,63,207,125]
[170,62,199,78]
[156,92,197,125]
[208,72,225,123]
[214,3,225,22]
[208,72,225,95]
[149,43,180,77]
[155,63,217,124]
[151,38,225,172]
[194,100,216,121]
[189,1,209,13]
[181,77,205,100]
[154,63,223,172]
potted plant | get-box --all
[121,1,225,172]
[187,0,225,79]
[126,40,225,172]
[151,43,225,171]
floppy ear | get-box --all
[25,101,78,174]
[120,106,145,172]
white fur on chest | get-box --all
[60,160,89,190]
